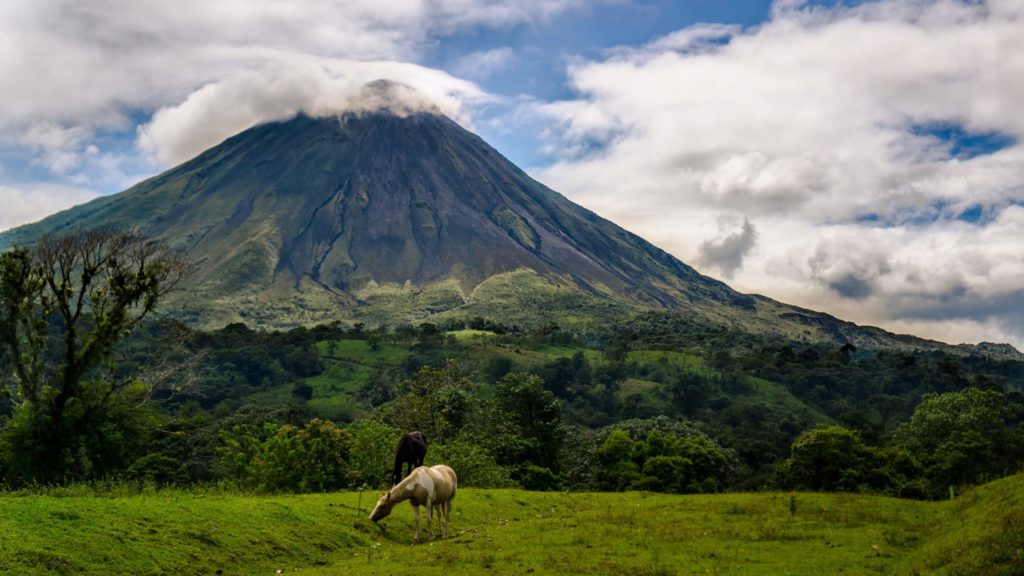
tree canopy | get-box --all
[0,228,190,484]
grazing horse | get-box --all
[369,464,457,542]
[392,431,428,486]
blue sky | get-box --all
[431,1,775,100]
[431,1,778,169]
[1,0,1023,348]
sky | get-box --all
[2,0,1023,349]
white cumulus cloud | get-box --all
[534,0,1024,347]
[0,0,594,227]
[452,47,519,79]
[136,61,490,166]
[0,184,101,232]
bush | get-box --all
[217,419,354,493]
[429,440,516,488]
[516,464,563,491]
[0,381,156,486]
[347,419,398,489]
[593,423,733,493]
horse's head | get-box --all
[369,492,394,522]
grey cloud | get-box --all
[697,218,757,278]
[807,242,892,301]
[889,287,1024,347]
[891,285,1020,323]
[828,274,874,300]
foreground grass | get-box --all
[1,474,1021,575]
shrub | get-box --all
[217,419,354,493]
[429,440,516,488]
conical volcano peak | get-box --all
[344,79,444,118]
[1,103,740,317]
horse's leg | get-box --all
[425,501,433,540]
[434,503,442,538]
[442,501,451,537]
[435,503,443,537]
[443,501,451,537]
[413,504,421,542]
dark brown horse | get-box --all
[392,431,428,486]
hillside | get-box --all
[1,473,1020,575]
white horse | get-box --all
[369,464,457,541]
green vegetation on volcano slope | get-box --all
[1,473,1021,576]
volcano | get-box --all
[1,102,749,319]
[2,87,1012,356]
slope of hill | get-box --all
[0,83,1017,358]
[1,474,1020,575]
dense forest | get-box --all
[4,313,1022,498]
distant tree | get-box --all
[776,426,872,492]
[776,425,925,496]
[493,372,566,474]
[594,420,734,494]
[350,322,366,338]
[291,382,314,401]
[429,438,516,488]
[280,344,324,378]
[346,419,398,489]
[485,356,514,384]
[379,360,479,442]
[893,388,1023,493]
[0,228,190,484]
[669,372,710,416]
[571,351,592,385]
[595,429,641,490]
[534,357,575,398]
[603,340,629,362]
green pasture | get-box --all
[2,473,1020,576]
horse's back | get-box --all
[409,431,428,447]
[396,432,428,465]
[429,465,457,501]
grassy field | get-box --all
[2,474,1020,576]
